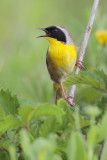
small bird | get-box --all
[37,25,79,106]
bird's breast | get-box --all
[48,42,77,70]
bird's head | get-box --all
[37,25,74,45]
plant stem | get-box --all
[98,144,104,160]
[69,0,99,102]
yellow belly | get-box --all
[47,37,77,71]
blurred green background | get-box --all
[0,0,107,104]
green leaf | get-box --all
[20,130,59,160]
[53,155,62,160]
[87,113,107,145]
[56,99,76,133]
[57,99,90,131]
[97,95,107,110]
[20,130,33,159]
[0,139,12,150]
[67,132,87,160]
[0,89,20,115]
[9,145,17,160]
[0,107,5,120]
[57,99,71,128]
[79,115,90,129]
[87,126,100,147]
[86,70,107,89]
[39,117,57,137]
[18,103,65,128]
[0,151,9,160]
[64,74,102,87]
[17,97,34,106]
[64,70,107,93]
[33,104,65,123]
[0,115,22,134]
[80,87,101,103]
[18,105,34,125]
[98,113,107,142]
[97,95,107,119]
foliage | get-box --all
[0,86,107,160]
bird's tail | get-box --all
[53,82,66,104]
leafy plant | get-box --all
[64,70,107,94]
[0,85,107,160]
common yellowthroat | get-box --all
[38,26,77,106]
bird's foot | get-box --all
[65,96,75,107]
[67,96,73,99]
[75,60,85,70]
[60,83,75,107]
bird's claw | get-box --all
[75,60,85,70]
[65,97,75,107]
[67,96,73,99]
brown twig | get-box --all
[0,148,8,152]
[0,136,3,140]
[98,144,104,160]
[69,0,99,103]
[23,124,29,131]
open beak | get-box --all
[37,28,50,38]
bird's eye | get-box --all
[54,29,58,33]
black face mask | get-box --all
[45,26,66,43]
